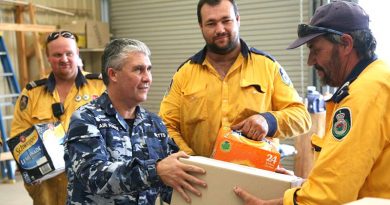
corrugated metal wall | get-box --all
[110,0,312,170]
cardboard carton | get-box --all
[211,127,280,171]
[60,20,109,48]
[171,156,303,205]
[345,198,390,205]
[7,122,66,184]
[59,22,85,48]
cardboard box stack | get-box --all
[60,20,110,48]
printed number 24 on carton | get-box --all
[7,122,66,184]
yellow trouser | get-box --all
[24,172,67,205]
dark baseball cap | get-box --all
[287,0,370,49]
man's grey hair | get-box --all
[101,38,151,85]
[323,29,376,60]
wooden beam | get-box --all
[15,5,29,87]
[29,3,46,77]
[0,23,56,32]
[0,0,75,16]
[35,3,75,16]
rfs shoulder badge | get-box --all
[332,107,352,140]
[19,95,28,111]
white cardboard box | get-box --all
[344,198,390,205]
[171,156,303,205]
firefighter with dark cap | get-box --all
[234,1,390,204]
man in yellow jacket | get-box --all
[10,31,105,205]
[159,0,311,157]
[234,1,390,204]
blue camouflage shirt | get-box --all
[64,92,179,205]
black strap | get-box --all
[293,188,301,205]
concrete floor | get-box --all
[0,173,32,205]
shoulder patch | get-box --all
[26,78,47,90]
[19,95,28,111]
[85,73,102,80]
[279,67,292,86]
[332,107,352,141]
[250,47,275,62]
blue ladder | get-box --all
[0,34,21,182]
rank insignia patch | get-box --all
[332,107,352,140]
[19,95,28,111]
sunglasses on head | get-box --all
[298,24,344,38]
[46,31,76,44]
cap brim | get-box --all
[286,33,325,49]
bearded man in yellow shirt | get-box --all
[160,0,311,157]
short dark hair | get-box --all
[323,29,377,60]
[197,0,239,24]
[101,38,151,85]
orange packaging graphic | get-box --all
[211,127,280,171]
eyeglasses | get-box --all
[298,24,344,38]
[46,31,76,44]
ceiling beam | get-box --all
[0,23,56,32]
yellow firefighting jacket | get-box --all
[284,59,390,204]
[9,70,105,205]
[11,71,105,137]
[159,39,310,156]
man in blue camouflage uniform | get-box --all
[64,38,207,205]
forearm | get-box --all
[160,105,193,155]
[168,128,195,155]
[271,103,311,139]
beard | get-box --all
[315,65,331,86]
[315,46,342,87]
[205,32,239,55]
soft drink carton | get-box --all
[211,127,280,171]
